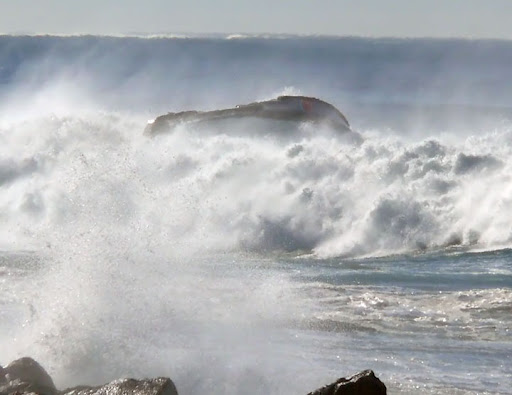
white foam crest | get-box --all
[2,112,512,257]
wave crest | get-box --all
[2,112,512,258]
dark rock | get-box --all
[0,358,178,395]
[307,370,386,395]
[145,95,353,136]
[62,377,178,395]
[0,357,57,395]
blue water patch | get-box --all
[284,249,512,291]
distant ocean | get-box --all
[1,34,511,394]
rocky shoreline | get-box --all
[0,357,386,395]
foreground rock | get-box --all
[1,357,385,395]
[62,377,178,395]
[307,370,386,395]
[0,358,177,395]
[0,357,57,395]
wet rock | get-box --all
[1,357,387,395]
[0,365,5,384]
[0,358,178,395]
[62,377,178,395]
[307,370,386,395]
[0,357,57,395]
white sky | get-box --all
[1,0,511,39]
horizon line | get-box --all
[1,31,512,42]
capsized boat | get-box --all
[144,95,352,136]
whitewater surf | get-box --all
[1,35,511,395]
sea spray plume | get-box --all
[0,111,322,394]
[0,36,336,114]
[3,36,512,135]
[1,35,512,395]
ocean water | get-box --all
[0,35,511,394]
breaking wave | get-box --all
[2,35,512,258]
[1,109,512,258]
[2,36,512,394]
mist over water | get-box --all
[1,35,512,394]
